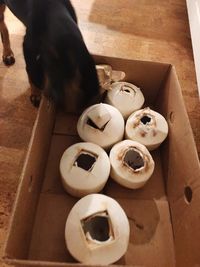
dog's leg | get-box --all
[0,4,15,65]
[23,33,43,107]
[29,78,42,108]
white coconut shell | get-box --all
[77,103,125,150]
[60,142,110,197]
[96,64,126,93]
[111,70,126,82]
[125,107,169,150]
[105,82,145,119]
[109,140,155,189]
[65,194,130,264]
[96,64,112,92]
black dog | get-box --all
[0,0,99,111]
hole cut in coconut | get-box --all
[87,118,110,131]
[81,211,114,244]
[123,148,144,171]
[74,150,98,171]
[140,115,152,125]
[121,85,135,94]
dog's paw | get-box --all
[3,54,15,66]
[30,94,41,108]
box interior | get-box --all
[4,56,200,267]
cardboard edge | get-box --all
[170,67,200,166]
[155,63,172,107]
[155,65,177,262]
[170,67,200,266]
[155,65,200,266]
[3,97,56,260]
[93,53,172,67]
[155,64,200,197]
[92,53,171,71]
[3,259,143,267]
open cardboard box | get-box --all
[3,55,200,267]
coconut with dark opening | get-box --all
[109,140,155,189]
[60,142,110,197]
[125,107,169,150]
[105,82,145,119]
[65,194,130,264]
[77,103,125,150]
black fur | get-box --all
[2,0,99,109]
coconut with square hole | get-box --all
[65,193,130,264]
[109,140,155,189]
[105,82,145,119]
[77,103,124,150]
[60,142,110,197]
[125,107,169,150]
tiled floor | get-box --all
[0,0,199,263]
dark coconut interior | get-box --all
[124,149,144,170]
[74,151,97,171]
[81,211,113,242]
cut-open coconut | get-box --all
[77,103,125,150]
[96,65,112,92]
[125,107,169,150]
[60,142,110,197]
[96,64,126,93]
[105,82,145,119]
[109,140,155,189]
[65,194,130,264]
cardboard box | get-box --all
[3,55,200,267]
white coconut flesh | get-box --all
[109,140,155,189]
[77,103,125,150]
[65,194,130,264]
[125,107,169,151]
[60,142,110,197]
[105,82,145,119]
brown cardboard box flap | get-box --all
[4,98,56,260]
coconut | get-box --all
[125,107,169,150]
[77,103,125,150]
[60,142,110,197]
[96,64,112,92]
[65,194,130,264]
[105,81,145,119]
[96,64,126,93]
[109,140,155,189]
